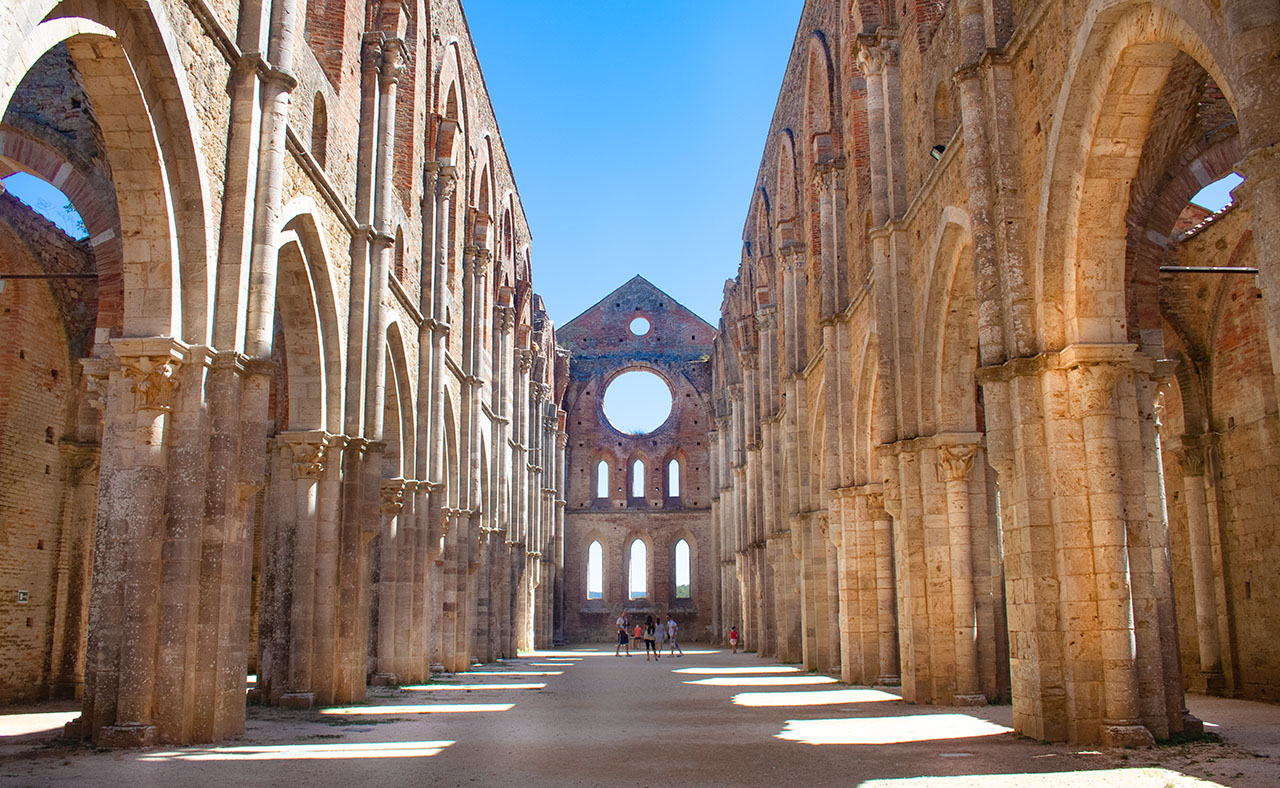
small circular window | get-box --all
[602,369,672,434]
[629,316,651,336]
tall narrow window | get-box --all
[311,92,328,168]
[632,459,645,498]
[629,540,647,599]
[668,459,681,497]
[675,539,691,598]
[587,540,603,600]
[596,461,609,499]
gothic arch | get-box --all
[3,2,215,343]
[1036,0,1236,349]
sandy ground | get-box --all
[1,645,1277,787]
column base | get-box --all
[430,662,446,675]
[98,723,158,749]
[62,716,83,740]
[1182,712,1205,737]
[876,675,902,687]
[1201,670,1227,696]
[279,692,315,710]
[370,672,399,686]
[953,693,988,707]
[1100,723,1155,748]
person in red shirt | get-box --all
[729,625,740,654]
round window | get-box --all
[602,370,673,435]
[629,316,651,336]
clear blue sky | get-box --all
[460,1,804,327]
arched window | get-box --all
[668,459,681,497]
[311,92,328,168]
[587,540,603,600]
[631,459,645,498]
[675,539,691,599]
[629,540,647,599]
[596,461,609,499]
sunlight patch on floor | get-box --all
[856,767,1227,787]
[686,675,839,687]
[0,710,80,737]
[733,688,900,707]
[674,666,802,675]
[137,740,454,761]
[320,704,513,715]
[777,714,1012,745]
[459,670,562,677]
[400,683,546,691]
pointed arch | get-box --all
[2,4,215,343]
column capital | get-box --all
[531,381,551,402]
[518,348,535,372]
[938,444,978,482]
[494,304,516,332]
[380,477,407,516]
[279,430,337,479]
[112,337,191,413]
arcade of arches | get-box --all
[0,0,1278,753]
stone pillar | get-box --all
[81,340,183,747]
[274,430,334,709]
[867,489,900,686]
[1067,353,1154,748]
[1177,442,1225,693]
[374,477,407,684]
[939,442,986,706]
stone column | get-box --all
[939,442,986,706]
[82,340,184,748]
[1177,442,1225,693]
[275,430,334,709]
[867,489,900,686]
[374,477,407,684]
[1068,355,1154,748]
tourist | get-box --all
[644,615,660,660]
[633,621,643,649]
[729,624,739,654]
[667,615,683,657]
[615,613,630,657]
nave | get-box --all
[3,648,1277,787]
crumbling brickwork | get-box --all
[558,277,717,642]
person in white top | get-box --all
[615,614,631,657]
[666,615,683,657]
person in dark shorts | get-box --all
[615,614,630,657]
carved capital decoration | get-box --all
[280,431,334,480]
[437,167,458,200]
[531,382,551,403]
[517,348,534,373]
[939,445,978,483]
[1178,446,1206,477]
[381,478,407,516]
[866,491,886,515]
[1070,362,1124,417]
[494,304,516,333]
[80,357,113,413]
[379,39,407,84]
[119,354,181,412]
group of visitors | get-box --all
[615,613,683,659]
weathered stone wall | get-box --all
[714,0,1280,747]
[0,0,563,747]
